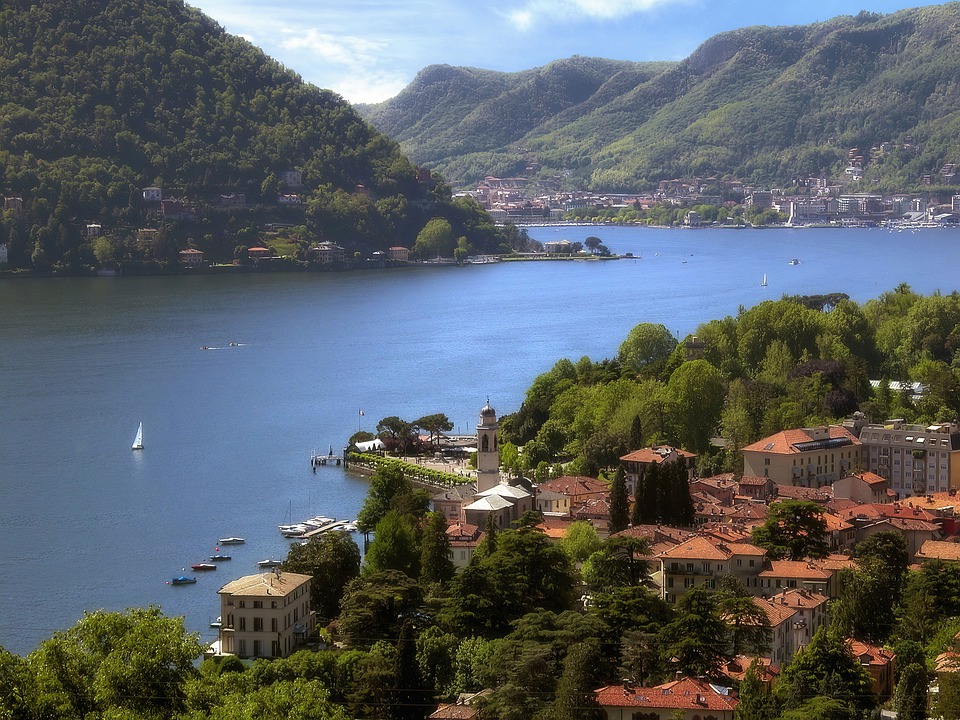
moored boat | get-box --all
[170,576,196,585]
[217,537,245,545]
[258,559,282,568]
[209,554,231,561]
[192,563,217,571]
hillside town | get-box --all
[208,401,960,718]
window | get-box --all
[253,640,262,656]
[238,640,246,656]
[271,601,278,609]
[253,601,263,609]
[764,458,771,465]
[254,617,263,632]
[272,618,277,632]
[238,600,246,608]
[239,617,246,631]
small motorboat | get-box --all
[218,537,245,545]
[192,563,217,571]
[209,554,232,562]
[170,576,197,585]
[258,559,283,568]
[210,616,222,628]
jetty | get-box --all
[299,519,352,539]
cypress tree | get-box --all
[608,466,629,533]
[630,466,645,526]
[420,511,454,584]
[640,462,659,524]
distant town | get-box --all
[457,143,960,228]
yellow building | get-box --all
[742,425,861,488]
[217,571,314,659]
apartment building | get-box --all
[742,426,861,488]
[218,571,315,659]
[619,445,697,496]
[856,420,960,497]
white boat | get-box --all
[218,537,245,545]
[132,422,143,450]
[258,559,283,568]
[760,273,768,287]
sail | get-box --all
[132,422,143,450]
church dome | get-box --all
[480,401,496,418]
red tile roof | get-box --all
[743,426,859,454]
[595,677,737,712]
[537,476,609,498]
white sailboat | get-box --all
[760,273,768,287]
[132,422,143,450]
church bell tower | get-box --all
[476,400,500,493]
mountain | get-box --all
[0,0,517,272]
[359,3,960,192]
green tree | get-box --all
[559,521,602,563]
[412,218,455,259]
[363,511,419,577]
[717,576,771,656]
[356,465,414,533]
[337,571,423,648]
[656,587,728,678]
[415,413,454,447]
[391,621,429,720]
[281,531,361,622]
[552,642,601,720]
[667,359,726,453]
[608,466,629,534]
[618,323,677,376]
[893,662,928,720]
[751,500,829,560]
[774,626,875,717]
[420,511,455,585]
[204,678,349,720]
[28,608,203,720]
[735,658,778,720]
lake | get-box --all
[2,224,959,655]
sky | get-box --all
[188,0,946,104]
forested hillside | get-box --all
[360,3,960,192]
[0,0,524,272]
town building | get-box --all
[848,640,895,701]
[833,471,892,504]
[742,425,861,487]
[446,521,485,570]
[217,571,315,659]
[387,246,409,261]
[620,446,697,495]
[142,187,162,202]
[307,242,346,264]
[855,420,960,496]
[178,248,204,266]
[595,677,737,720]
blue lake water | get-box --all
[1,224,959,655]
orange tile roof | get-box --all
[429,704,479,720]
[743,426,859,454]
[720,656,780,684]
[738,475,769,486]
[847,639,894,667]
[537,476,609,498]
[658,535,732,561]
[758,560,832,580]
[769,588,830,609]
[916,539,960,561]
[620,446,697,463]
[753,596,799,625]
[595,678,737,712]
[850,471,889,486]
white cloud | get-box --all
[504,0,692,29]
[279,28,387,67]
